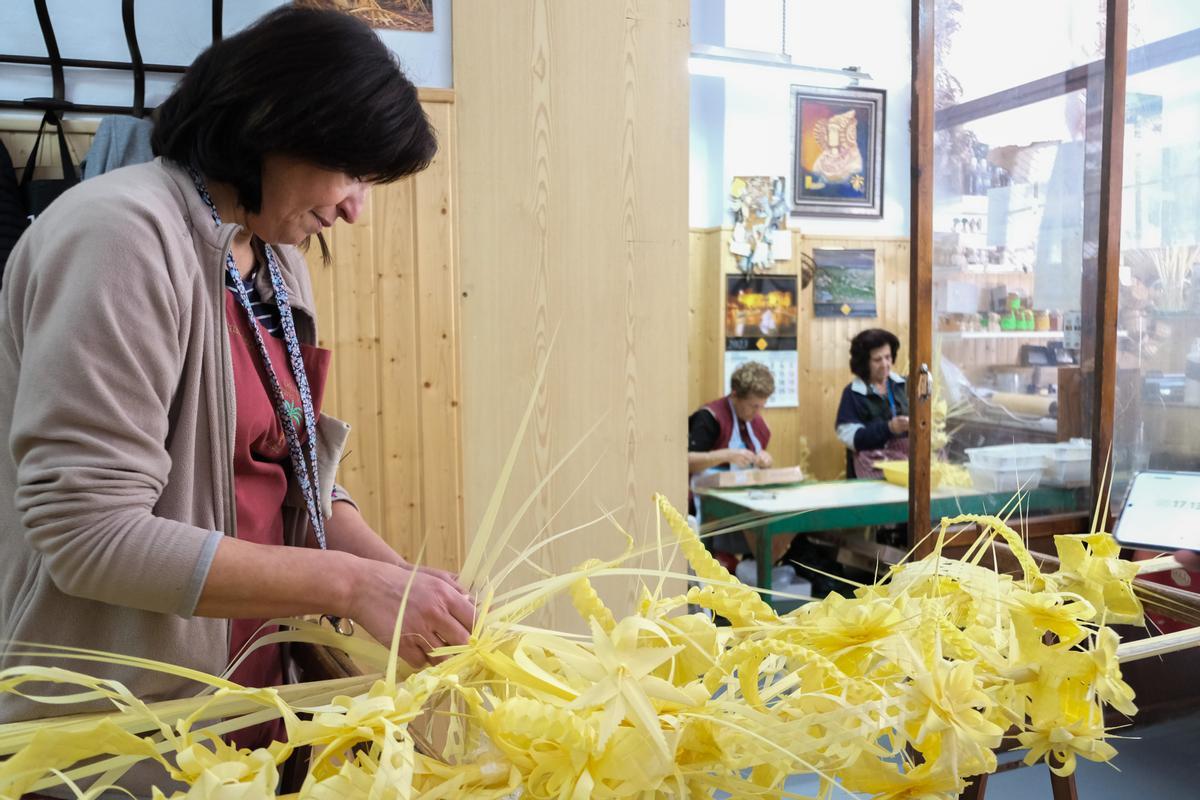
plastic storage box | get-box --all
[967,463,1043,492]
[1041,439,1091,487]
[964,444,1050,493]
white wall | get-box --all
[689,0,725,227]
[687,0,910,234]
[719,0,911,236]
[0,0,451,115]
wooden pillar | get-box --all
[1089,0,1129,518]
[453,0,689,627]
[909,0,935,552]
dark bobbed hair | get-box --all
[849,328,901,382]
[152,6,436,218]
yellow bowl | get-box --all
[875,460,909,487]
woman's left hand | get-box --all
[397,560,470,595]
[755,450,774,469]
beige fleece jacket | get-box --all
[0,159,352,788]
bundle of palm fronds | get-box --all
[3,361,1196,799]
[4,487,1193,799]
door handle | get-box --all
[917,363,931,403]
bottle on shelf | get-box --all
[1002,294,1020,331]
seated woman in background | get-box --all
[687,361,774,554]
[835,328,909,479]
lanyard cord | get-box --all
[188,166,328,552]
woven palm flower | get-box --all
[0,492,1159,799]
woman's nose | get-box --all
[337,184,369,224]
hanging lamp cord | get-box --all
[781,0,788,56]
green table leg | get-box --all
[755,527,772,594]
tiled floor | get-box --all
[779,712,1200,799]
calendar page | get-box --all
[724,350,798,408]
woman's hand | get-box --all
[888,415,910,435]
[725,448,757,468]
[395,560,469,594]
[754,450,774,469]
[349,559,476,668]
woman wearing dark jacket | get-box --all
[835,328,910,479]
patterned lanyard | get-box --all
[188,166,328,551]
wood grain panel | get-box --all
[688,229,910,482]
[688,228,723,412]
[455,0,689,628]
[412,100,464,570]
[371,176,422,559]
[329,196,384,529]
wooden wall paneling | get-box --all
[412,100,464,571]
[455,0,689,628]
[329,193,384,529]
[370,175,423,562]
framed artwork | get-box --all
[294,0,434,32]
[790,85,886,219]
[812,248,877,317]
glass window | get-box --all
[939,1,1103,104]
[929,2,1104,517]
[1110,10,1200,513]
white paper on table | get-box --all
[769,229,792,260]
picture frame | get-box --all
[292,0,434,32]
[790,85,886,219]
[812,248,877,318]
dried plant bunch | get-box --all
[1,489,1170,800]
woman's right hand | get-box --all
[348,559,476,668]
[725,448,757,468]
[888,415,910,435]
